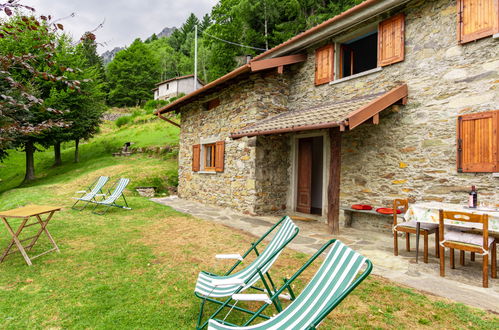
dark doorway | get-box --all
[296,136,324,215]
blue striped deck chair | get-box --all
[71,176,109,210]
[208,239,372,330]
[195,216,299,329]
[92,178,131,215]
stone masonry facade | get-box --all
[175,0,499,217]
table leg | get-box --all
[1,217,32,266]
[415,222,420,263]
[34,213,60,252]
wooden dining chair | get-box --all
[438,210,497,288]
[393,199,439,263]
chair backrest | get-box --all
[90,176,109,195]
[195,216,298,298]
[104,178,130,203]
[393,199,408,225]
[439,210,489,249]
[208,240,371,330]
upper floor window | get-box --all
[457,110,499,172]
[457,0,499,44]
[339,31,378,78]
[314,13,405,85]
[166,83,169,90]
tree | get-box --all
[42,35,105,165]
[0,4,79,182]
[106,38,160,107]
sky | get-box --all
[20,0,218,53]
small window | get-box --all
[192,141,225,172]
[457,0,499,44]
[166,83,169,90]
[457,110,499,172]
[203,98,220,111]
[204,143,216,171]
[339,31,378,78]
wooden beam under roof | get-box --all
[250,54,307,72]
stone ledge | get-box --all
[329,67,383,86]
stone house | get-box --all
[153,74,204,100]
[156,0,499,230]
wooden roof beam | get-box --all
[250,54,307,72]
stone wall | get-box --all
[285,0,499,212]
[177,73,291,214]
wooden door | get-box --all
[297,138,313,213]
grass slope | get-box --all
[0,117,497,329]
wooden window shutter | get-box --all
[378,13,405,67]
[457,0,499,44]
[457,110,499,172]
[192,144,200,172]
[314,44,334,85]
[215,141,225,172]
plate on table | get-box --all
[376,208,401,215]
[351,204,373,210]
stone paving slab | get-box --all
[151,196,499,313]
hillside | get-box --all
[0,111,179,198]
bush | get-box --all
[115,115,132,127]
[143,99,168,113]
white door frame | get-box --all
[287,130,330,217]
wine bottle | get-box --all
[468,186,478,208]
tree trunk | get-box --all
[53,142,62,166]
[23,140,35,183]
[74,139,80,163]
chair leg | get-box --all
[471,252,475,262]
[394,230,399,256]
[483,253,489,288]
[491,242,497,279]
[450,248,455,269]
[435,231,439,258]
[424,233,429,264]
[405,233,410,252]
[460,251,465,266]
[439,246,445,277]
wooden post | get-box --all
[327,128,342,234]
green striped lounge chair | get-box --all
[208,239,373,330]
[195,216,299,329]
[71,176,109,210]
[92,178,131,215]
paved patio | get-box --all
[151,196,499,313]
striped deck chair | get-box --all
[92,178,131,215]
[196,216,299,329]
[208,239,372,330]
[71,176,109,210]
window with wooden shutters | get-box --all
[457,110,499,172]
[378,13,405,67]
[192,144,201,172]
[315,44,334,85]
[457,0,499,44]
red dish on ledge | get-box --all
[351,204,373,210]
[376,208,402,215]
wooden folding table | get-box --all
[0,205,62,266]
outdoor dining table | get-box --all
[0,205,62,266]
[404,202,499,263]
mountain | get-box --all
[100,27,177,65]
[158,27,176,38]
[102,47,124,65]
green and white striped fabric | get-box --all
[96,178,129,205]
[195,216,298,298]
[208,240,367,330]
[77,176,109,201]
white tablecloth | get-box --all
[403,202,499,232]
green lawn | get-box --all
[0,118,497,329]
